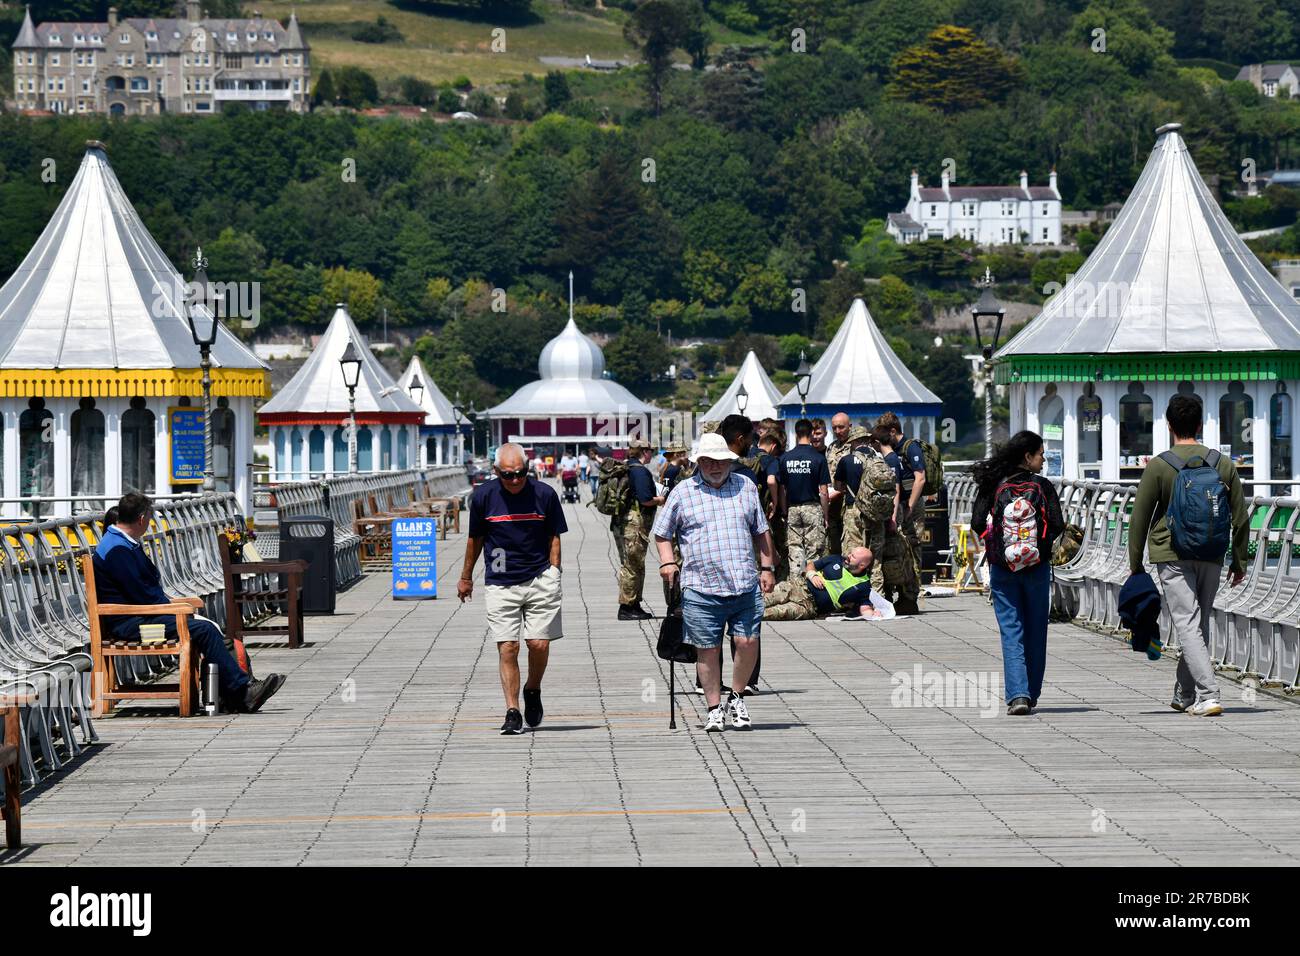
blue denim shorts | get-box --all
[680,586,763,648]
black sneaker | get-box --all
[634,602,655,619]
[237,674,285,714]
[617,604,647,621]
[500,708,524,735]
[522,687,543,728]
[1007,697,1031,716]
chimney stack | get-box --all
[187,0,201,23]
[1049,167,1058,194]
[107,6,118,28]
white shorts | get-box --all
[484,565,563,643]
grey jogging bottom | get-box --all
[1157,560,1221,703]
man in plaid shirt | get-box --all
[653,433,776,732]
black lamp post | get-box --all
[408,374,424,407]
[452,390,466,465]
[339,338,362,473]
[795,351,812,417]
[185,248,219,492]
[971,268,1006,459]
[736,382,749,416]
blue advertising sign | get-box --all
[392,518,438,599]
[168,407,206,485]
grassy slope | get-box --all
[259,0,633,85]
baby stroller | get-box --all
[561,468,580,503]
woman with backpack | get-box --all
[970,430,1064,715]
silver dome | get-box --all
[539,318,605,380]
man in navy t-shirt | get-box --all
[460,442,568,735]
[779,419,831,576]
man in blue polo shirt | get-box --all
[460,442,568,735]
[780,418,831,578]
[880,412,928,615]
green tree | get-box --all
[623,0,708,115]
[1069,0,1175,78]
[605,325,670,387]
[921,347,975,427]
[847,218,904,278]
[889,25,1022,113]
[334,67,380,108]
[312,69,336,108]
[543,71,572,112]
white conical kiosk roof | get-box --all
[397,355,458,426]
[0,142,265,375]
[701,350,782,423]
[996,123,1300,359]
[778,298,941,413]
[259,304,423,417]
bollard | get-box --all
[204,663,220,716]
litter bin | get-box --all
[280,515,335,614]
[921,487,950,586]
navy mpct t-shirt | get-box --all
[468,477,568,586]
[780,444,830,505]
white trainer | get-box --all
[704,707,726,732]
[1186,698,1223,717]
[728,693,752,730]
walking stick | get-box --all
[668,661,676,730]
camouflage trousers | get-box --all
[901,502,927,591]
[842,505,888,593]
[611,514,627,566]
[826,497,844,558]
[763,578,817,621]
[768,511,788,581]
[617,507,652,605]
[785,503,826,580]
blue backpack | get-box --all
[1157,449,1231,562]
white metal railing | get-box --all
[214,87,292,100]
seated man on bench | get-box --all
[762,547,883,621]
[94,493,285,714]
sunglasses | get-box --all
[497,468,529,480]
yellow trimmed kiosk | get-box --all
[0,142,269,516]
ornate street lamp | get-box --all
[408,374,424,407]
[736,382,749,416]
[971,268,1007,459]
[339,338,362,474]
[795,351,812,417]
[185,248,219,492]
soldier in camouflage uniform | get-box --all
[617,439,665,621]
[824,412,853,554]
[779,419,830,578]
[874,420,923,615]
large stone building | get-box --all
[888,168,1062,246]
[11,1,309,116]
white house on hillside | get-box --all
[888,168,1062,246]
[1234,63,1299,98]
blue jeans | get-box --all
[114,615,251,699]
[989,562,1051,704]
[680,586,763,648]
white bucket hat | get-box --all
[692,432,739,462]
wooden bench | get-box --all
[81,554,200,718]
[218,536,308,650]
[0,693,29,850]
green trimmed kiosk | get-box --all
[992,123,1299,492]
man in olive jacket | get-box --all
[1128,395,1249,717]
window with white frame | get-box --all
[1002,201,1015,215]
[120,32,130,43]
[929,204,936,217]
[50,53,60,65]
